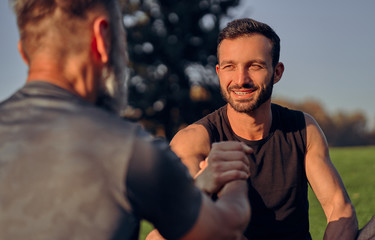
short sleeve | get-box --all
[125,130,202,239]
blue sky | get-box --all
[230,0,375,128]
[1,0,374,128]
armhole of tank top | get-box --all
[300,111,308,155]
[195,107,226,145]
[197,122,214,146]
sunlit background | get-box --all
[1,0,375,141]
[1,1,375,239]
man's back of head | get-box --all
[10,0,129,112]
[12,0,111,62]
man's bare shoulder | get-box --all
[171,124,210,150]
[170,124,211,175]
[173,124,208,138]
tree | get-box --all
[273,98,372,147]
[119,1,373,146]
[119,0,239,140]
[329,111,368,146]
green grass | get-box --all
[139,221,154,240]
[139,146,375,239]
[309,146,375,239]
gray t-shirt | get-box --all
[0,81,202,240]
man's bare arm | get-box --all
[181,180,250,240]
[146,141,252,240]
[304,113,358,239]
[171,124,251,194]
[180,142,252,240]
[170,124,210,176]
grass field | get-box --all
[308,146,375,239]
[139,146,375,239]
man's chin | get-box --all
[229,104,254,113]
[227,100,257,113]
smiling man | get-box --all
[169,18,359,239]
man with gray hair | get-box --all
[0,1,253,239]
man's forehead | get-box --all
[220,34,272,48]
[218,35,273,61]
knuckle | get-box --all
[209,151,220,160]
[211,142,220,149]
[213,176,221,185]
[211,162,221,171]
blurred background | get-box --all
[1,0,375,145]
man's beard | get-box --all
[221,76,274,114]
[95,37,129,114]
[95,63,128,114]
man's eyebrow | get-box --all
[219,60,235,65]
[251,59,268,66]
[219,59,267,66]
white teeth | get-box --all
[234,91,248,95]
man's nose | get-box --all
[235,68,252,86]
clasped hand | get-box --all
[194,141,253,195]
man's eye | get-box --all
[222,65,234,70]
[250,64,262,70]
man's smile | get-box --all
[230,88,257,99]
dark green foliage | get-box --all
[121,0,239,139]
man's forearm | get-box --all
[323,205,358,240]
[217,180,251,231]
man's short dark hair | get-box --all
[217,18,280,68]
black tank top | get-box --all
[195,104,311,240]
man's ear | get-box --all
[92,17,111,64]
[18,40,29,66]
[273,62,284,84]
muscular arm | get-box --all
[129,131,251,240]
[170,124,210,176]
[181,179,250,240]
[181,142,251,240]
[171,124,251,194]
[304,113,358,239]
[147,180,250,240]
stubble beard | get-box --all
[95,63,128,114]
[221,76,274,114]
[95,32,129,114]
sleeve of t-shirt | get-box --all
[126,128,202,239]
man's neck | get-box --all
[226,101,273,141]
[26,55,97,103]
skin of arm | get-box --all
[146,128,252,240]
[147,141,252,240]
[304,113,358,239]
[170,124,251,194]
[170,124,210,176]
[181,179,250,240]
